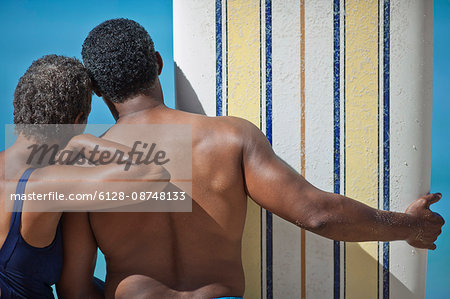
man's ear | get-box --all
[156,51,163,75]
[74,112,85,124]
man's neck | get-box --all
[115,94,166,121]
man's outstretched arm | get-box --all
[240,119,444,250]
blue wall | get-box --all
[0,0,175,149]
[426,1,450,298]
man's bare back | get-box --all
[91,107,249,297]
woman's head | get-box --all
[13,55,93,140]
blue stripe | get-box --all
[383,0,390,298]
[383,242,389,299]
[215,0,222,117]
[265,1,273,298]
[333,0,341,298]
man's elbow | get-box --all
[304,215,329,233]
[300,191,341,234]
[293,212,329,233]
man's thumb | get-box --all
[423,193,442,208]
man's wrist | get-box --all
[378,210,417,241]
[398,212,418,241]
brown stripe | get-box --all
[300,0,306,298]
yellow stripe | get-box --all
[345,0,379,298]
[226,1,261,298]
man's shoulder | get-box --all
[168,109,259,134]
[189,116,266,160]
[199,115,258,132]
[197,115,259,142]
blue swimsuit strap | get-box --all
[12,168,36,214]
[0,168,36,268]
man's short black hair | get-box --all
[13,55,92,140]
[82,18,158,103]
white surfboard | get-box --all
[173,1,432,298]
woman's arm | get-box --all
[56,133,147,165]
[23,134,171,212]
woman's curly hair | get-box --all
[82,18,158,103]
[13,54,92,140]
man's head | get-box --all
[82,18,160,103]
[13,54,92,140]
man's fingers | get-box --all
[424,193,442,208]
[424,228,441,236]
[410,241,436,250]
[423,234,440,243]
[432,212,445,226]
[421,242,437,250]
